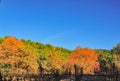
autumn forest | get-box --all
[0,36,120,76]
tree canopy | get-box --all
[0,36,120,74]
[66,47,99,74]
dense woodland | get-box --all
[0,36,120,75]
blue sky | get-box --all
[0,0,120,50]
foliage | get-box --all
[66,47,99,74]
[96,49,113,73]
[0,37,39,74]
[0,37,25,74]
[0,37,4,44]
[1,36,120,74]
[96,49,112,64]
[111,43,120,71]
[111,43,120,54]
[48,48,63,71]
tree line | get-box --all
[0,36,119,75]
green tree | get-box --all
[96,49,112,73]
[111,43,120,54]
[0,37,4,44]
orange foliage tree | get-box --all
[0,37,39,74]
[66,47,99,74]
[0,37,25,74]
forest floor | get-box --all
[60,74,119,81]
[1,74,120,81]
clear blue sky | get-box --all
[0,0,120,50]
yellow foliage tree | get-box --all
[23,45,39,74]
[41,48,63,74]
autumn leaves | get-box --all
[66,47,99,74]
[0,36,99,74]
[0,37,39,74]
